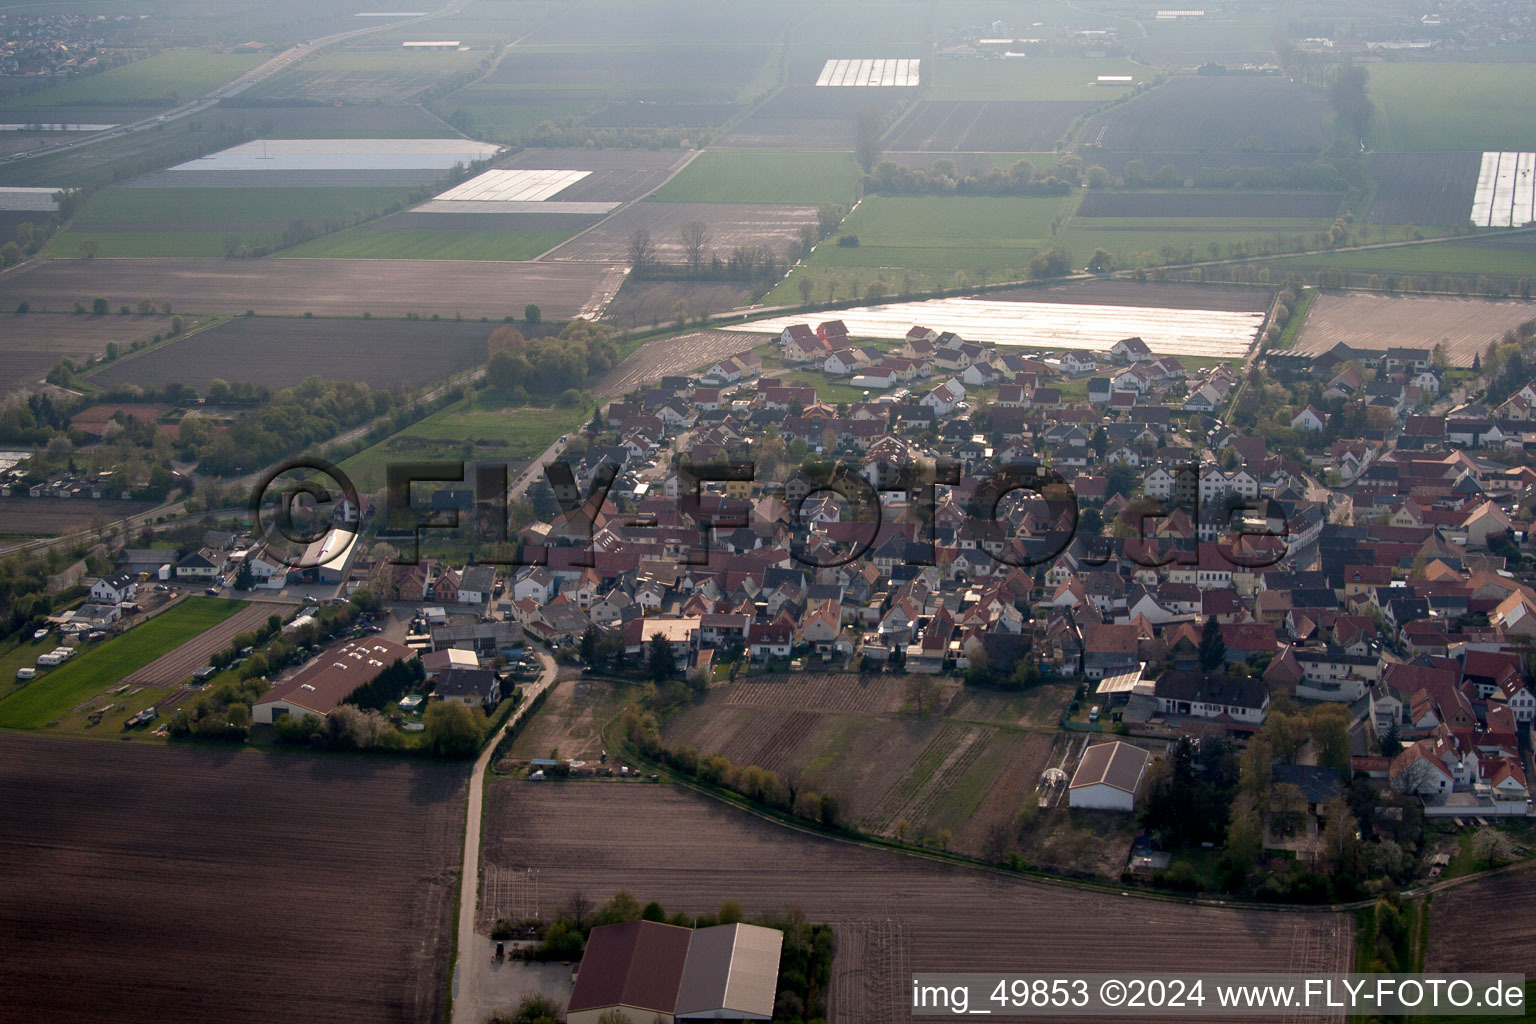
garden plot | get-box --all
[1470,151,1536,227]
[740,296,1262,359]
[815,58,921,87]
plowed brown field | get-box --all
[0,734,467,1024]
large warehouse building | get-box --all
[1068,740,1151,812]
[252,637,414,725]
[567,920,782,1024]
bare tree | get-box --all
[678,220,710,270]
[626,228,657,274]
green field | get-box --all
[0,598,247,730]
[805,194,1068,270]
[44,231,239,258]
[73,187,418,225]
[283,226,574,260]
[300,48,483,72]
[1369,62,1536,152]
[340,396,588,491]
[1061,218,1338,268]
[923,57,1145,102]
[1,52,264,110]
[1262,237,1536,279]
[650,150,860,205]
[430,86,595,137]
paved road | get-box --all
[450,650,557,1024]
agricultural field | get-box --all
[601,280,755,329]
[484,783,1354,1021]
[119,603,278,689]
[482,44,771,105]
[1289,292,1536,368]
[1076,192,1343,220]
[90,316,535,393]
[0,312,174,399]
[1427,869,1536,976]
[519,1,788,47]
[741,288,1266,359]
[427,88,594,140]
[0,598,247,730]
[505,676,630,763]
[884,100,1093,153]
[339,395,589,492]
[0,258,627,320]
[496,147,693,203]
[924,57,1144,102]
[595,329,762,393]
[253,47,485,105]
[650,150,860,206]
[545,202,820,264]
[283,225,575,260]
[0,734,466,1024]
[792,194,1069,278]
[1368,62,1536,154]
[1365,151,1482,227]
[658,671,1079,861]
[1076,76,1336,162]
[1263,237,1536,281]
[0,52,264,111]
[0,121,251,190]
[720,77,913,151]
[209,103,459,139]
[1060,216,1339,271]
[45,185,420,259]
[0,497,158,549]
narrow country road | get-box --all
[450,650,557,1024]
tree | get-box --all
[627,227,657,274]
[423,701,486,757]
[1328,64,1375,144]
[1085,164,1111,189]
[797,275,814,305]
[648,631,674,683]
[1224,792,1264,873]
[91,297,109,315]
[1199,615,1226,672]
[490,993,562,1024]
[905,674,940,716]
[1472,827,1514,868]
[1086,248,1115,273]
[524,302,542,323]
[853,105,883,172]
[233,559,254,591]
[580,624,600,666]
[678,219,710,270]
[1027,248,1072,279]
[717,899,744,924]
[79,239,99,259]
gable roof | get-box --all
[1069,740,1150,794]
[568,921,693,1015]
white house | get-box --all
[920,379,966,416]
[1291,405,1326,432]
[89,572,137,605]
[512,567,556,604]
[1068,741,1151,811]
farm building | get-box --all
[567,920,782,1024]
[296,528,359,586]
[1068,741,1151,811]
[252,637,414,725]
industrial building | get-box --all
[1067,740,1151,812]
[252,637,414,725]
[567,920,782,1024]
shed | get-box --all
[1068,741,1151,812]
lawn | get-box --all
[0,598,247,730]
[650,150,861,205]
[339,395,588,491]
[282,227,576,260]
[1368,62,1536,153]
[923,57,1144,102]
[0,52,263,110]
